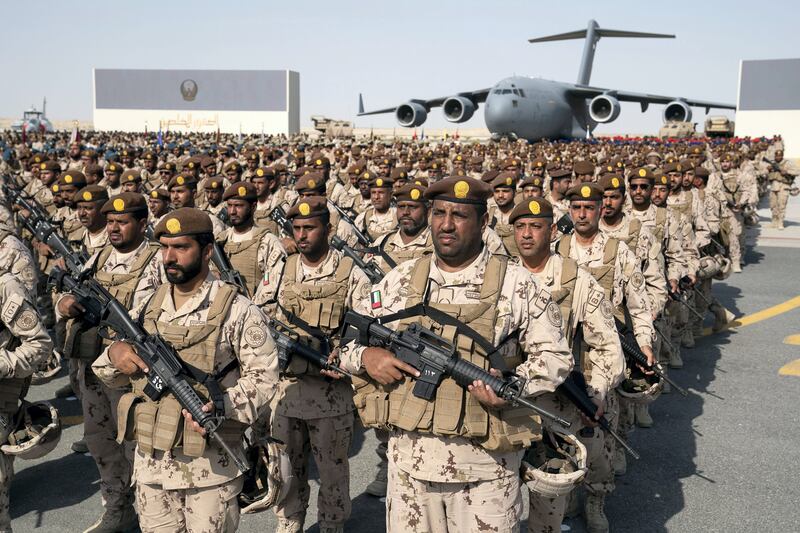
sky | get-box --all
[1,0,796,135]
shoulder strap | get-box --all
[603,237,620,265]
[556,234,572,258]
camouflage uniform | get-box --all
[353,205,397,242]
[525,254,624,532]
[341,246,573,533]
[767,159,799,228]
[217,225,286,303]
[259,249,369,532]
[0,273,52,532]
[92,274,279,533]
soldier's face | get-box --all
[251,178,268,197]
[396,201,428,236]
[721,160,732,172]
[493,187,515,208]
[226,199,254,227]
[651,186,669,207]
[205,187,223,206]
[106,213,145,251]
[552,178,571,195]
[668,172,682,190]
[161,236,210,285]
[569,200,600,238]
[145,158,157,172]
[358,181,370,198]
[682,172,694,188]
[106,172,120,186]
[693,176,707,189]
[170,186,194,208]
[40,170,56,184]
[77,201,105,231]
[776,152,784,163]
[370,188,391,211]
[69,144,80,158]
[602,190,625,220]
[292,217,330,258]
[430,200,487,264]
[122,181,140,193]
[514,217,554,260]
[522,186,543,200]
[628,179,652,207]
[148,198,169,217]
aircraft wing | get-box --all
[358,89,492,116]
[567,85,735,113]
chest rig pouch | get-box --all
[352,254,542,453]
[376,230,433,273]
[64,244,159,362]
[223,226,270,296]
[278,254,353,375]
[116,283,243,458]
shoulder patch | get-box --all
[630,271,645,290]
[244,325,267,349]
[530,287,549,318]
[586,287,604,314]
[14,308,37,331]
[546,300,562,328]
[1,293,23,324]
[600,299,614,320]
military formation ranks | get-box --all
[0,130,792,533]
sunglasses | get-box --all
[629,183,651,190]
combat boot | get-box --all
[564,489,581,518]
[613,446,626,476]
[669,345,683,369]
[365,461,388,497]
[275,515,304,533]
[635,404,653,428]
[710,304,729,333]
[732,263,742,273]
[54,383,75,398]
[584,493,609,533]
[82,504,137,533]
[681,330,695,349]
[71,439,89,454]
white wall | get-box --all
[93,109,292,134]
[735,110,800,159]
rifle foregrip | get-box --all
[449,358,505,393]
[171,379,213,427]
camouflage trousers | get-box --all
[769,184,790,226]
[693,278,713,334]
[387,464,522,533]
[720,215,742,266]
[78,360,133,510]
[135,477,242,533]
[271,411,353,528]
[0,453,12,532]
[585,390,618,496]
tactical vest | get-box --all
[223,226,270,296]
[377,230,433,273]
[254,206,281,235]
[557,235,620,311]
[621,217,643,255]
[721,173,742,205]
[669,192,693,219]
[64,243,159,361]
[279,253,353,374]
[489,208,520,257]
[548,257,579,345]
[116,283,244,458]
[352,255,542,453]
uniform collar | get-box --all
[430,244,489,287]
[162,273,217,319]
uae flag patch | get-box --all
[370,289,383,309]
[262,271,270,286]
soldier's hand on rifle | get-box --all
[56,295,85,318]
[637,345,656,375]
[320,348,345,380]
[580,397,605,428]
[467,368,508,408]
[362,347,419,385]
[687,274,697,286]
[182,402,213,436]
[109,341,149,376]
[668,279,679,294]
[281,237,297,255]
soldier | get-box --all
[488,171,519,256]
[120,169,143,194]
[147,189,171,226]
[340,176,573,532]
[353,176,398,242]
[167,174,226,237]
[548,168,573,221]
[258,197,369,533]
[713,155,752,273]
[252,167,297,231]
[92,207,279,533]
[203,176,229,224]
[74,186,112,255]
[57,193,166,532]
[140,150,160,191]
[556,183,654,530]
[100,163,123,196]
[766,149,799,229]
[0,272,53,532]
[520,175,545,200]
[510,197,624,533]
[218,182,285,300]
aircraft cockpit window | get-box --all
[493,89,502,94]
[518,89,526,97]
[512,89,520,96]
[501,89,512,94]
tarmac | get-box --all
[10,193,800,533]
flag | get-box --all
[69,121,80,144]
[420,128,424,141]
[412,129,417,140]
[370,289,382,309]
[216,125,220,146]
[157,125,163,147]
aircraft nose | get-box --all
[485,93,515,131]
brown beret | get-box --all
[161,162,176,172]
[184,157,201,170]
[410,177,429,187]
[573,161,595,175]
[309,155,330,168]
[287,196,328,220]
[295,172,326,193]
[204,176,225,190]
[630,167,655,182]
[293,165,313,178]
[106,163,122,173]
[154,207,213,239]
[58,171,87,188]
[223,161,242,173]
[74,185,109,204]
[598,174,625,191]
[81,149,97,158]
[223,181,257,202]
[491,172,517,189]
[121,169,142,183]
[390,168,409,181]
[253,167,275,179]
[31,154,45,165]
[566,183,603,202]
[357,169,375,183]
[149,189,170,201]
[481,170,500,183]
[84,163,102,176]
[142,151,155,160]
[509,197,554,223]
[663,162,683,174]
[521,175,544,188]
[368,176,394,189]
[40,161,60,172]
[167,174,197,190]
[424,176,492,205]
[531,158,546,169]
[101,192,148,215]
[394,183,427,203]
[549,168,572,180]
[694,167,710,178]
[653,171,669,187]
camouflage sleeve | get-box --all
[223,298,279,424]
[575,271,624,403]
[0,279,52,379]
[0,236,37,294]
[92,294,152,389]
[482,227,507,256]
[617,244,654,350]
[507,267,573,397]
[257,232,287,281]
[346,266,372,311]
[640,230,668,317]
[704,193,722,236]
[692,197,711,248]
[665,217,686,282]
[253,255,285,312]
[54,249,102,320]
[132,250,166,310]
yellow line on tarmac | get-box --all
[780,334,800,376]
[699,294,800,337]
[783,334,800,346]
[61,415,84,425]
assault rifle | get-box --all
[614,319,688,396]
[330,236,385,284]
[268,205,293,237]
[341,310,571,428]
[556,214,574,235]
[211,242,249,298]
[48,266,249,472]
[267,318,351,377]
[668,281,704,322]
[329,202,372,248]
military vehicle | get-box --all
[705,115,735,137]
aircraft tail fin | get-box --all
[358,93,365,115]
[528,20,674,86]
